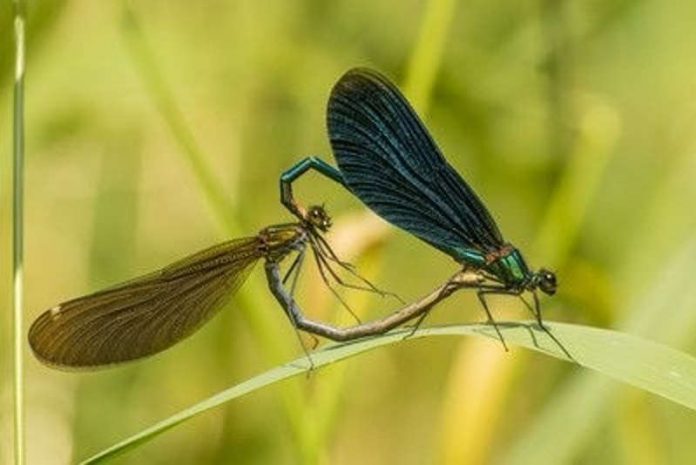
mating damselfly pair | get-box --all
[29,68,570,369]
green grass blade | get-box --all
[12,1,26,463]
[120,6,237,235]
[307,0,460,457]
[403,0,457,114]
[501,239,696,465]
[117,6,313,462]
[80,322,696,464]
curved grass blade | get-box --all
[501,240,696,465]
[80,322,696,464]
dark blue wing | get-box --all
[327,68,504,258]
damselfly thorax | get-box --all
[458,243,557,294]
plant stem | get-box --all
[118,4,312,462]
[120,6,238,235]
[12,1,26,464]
[403,0,457,115]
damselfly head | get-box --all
[306,205,332,232]
[535,268,557,296]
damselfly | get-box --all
[280,68,569,357]
[29,206,364,367]
[29,204,481,368]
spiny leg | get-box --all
[316,232,401,300]
[280,249,322,353]
[314,232,356,270]
[523,322,540,348]
[311,237,391,300]
[278,288,315,371]
[258,246,313,371]
[529,292,574,361]
[473,286,574,360]
[282,248,305,287]
[530,292,544,327]
[311,245,362,324]
[295,327,316,372]
[285,248,306,295]
[402,308,432,340]
[518,295,538,321]
[476,290,509,351]
[292,251,322,350]
[402,278,460,340]
[313,234,404,304]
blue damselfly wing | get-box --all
[327,68,504,262]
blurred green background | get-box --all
[2,1,696,464]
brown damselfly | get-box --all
[29,205,480,369]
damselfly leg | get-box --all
[475,289,510,351]
[281,158,403,303]
[310,242,362,324]
[474,282,572,359]
[311,233,404,303]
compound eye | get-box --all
[537,269,557,295]
[306,205,331,231]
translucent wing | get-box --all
[328,68,504,258]
[28,237,262,369]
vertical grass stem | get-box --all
[12,1,26,463]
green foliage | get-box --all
[80,322,696,463]
[4,1,696,464]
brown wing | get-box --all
[28,237,262,369]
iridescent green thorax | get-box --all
[486,248,531,286]
[453,245,531,287]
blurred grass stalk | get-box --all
[503,239,696,465]
[438,4,620,463]
[120,6,236,235]
[119,4,320,462]
[117,2,448,462]
[404,0,456,115]
[290,213,391,464]
[12,0,26,464]
[290,0,456,463]
[439,94,618,465]
[119,0,460,462]
[615,390,664,465]
[306,1,460,462]
[502,124,696,464]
